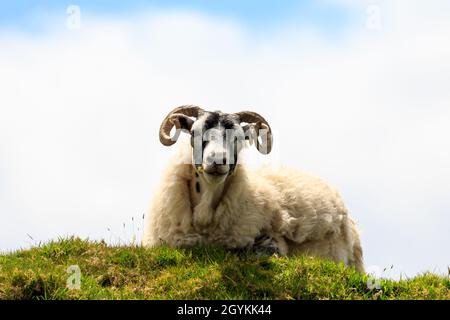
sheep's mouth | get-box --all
[204,170,228,177]
[202,169,229,184]
[202,166,229,177]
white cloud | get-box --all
[0,2,449,278]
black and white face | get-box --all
[190,111,246,184]
[159,106,272,184]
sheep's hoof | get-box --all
[252,235,280,257]
[254,246,280,257]
[174,234,204,247]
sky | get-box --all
[0,1,350,31]
[0,0,449,280]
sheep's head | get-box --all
[159,105,272,184]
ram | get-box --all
[142,105,364,273]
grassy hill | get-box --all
[0,237,448,300]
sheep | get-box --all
[142,105,364,273]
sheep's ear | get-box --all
[160,105,204,146]
[160,114,194,146]
[242,123,272,154]
[235,111,272,154]
[176,115,194,132]
[242,124,257,145]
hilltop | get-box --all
[0,237,448,300]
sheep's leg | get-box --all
[252,234,281,256]
[172,233,204,248]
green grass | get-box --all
[0,237,448,300]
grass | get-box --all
[0,237,448,300]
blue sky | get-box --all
[0,1,449,279]
[0,0,352,34]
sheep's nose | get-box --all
[206,151,227,165]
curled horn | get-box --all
[159,105,204,146]
[235,111,273,154]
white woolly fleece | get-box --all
[143,142,364,273]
